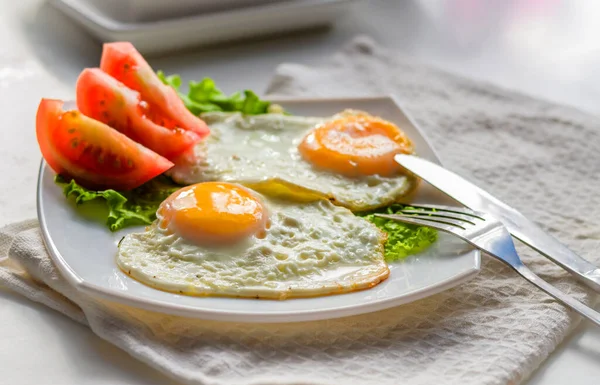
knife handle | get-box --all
[515,263,600,326]
[495,206,600,293]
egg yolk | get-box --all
[298,115,414,177]
[157,182,268,246]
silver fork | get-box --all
[376,204,600,327]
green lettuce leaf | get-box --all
[157,71,272,115]
[55,175,182,232]
[359,204,438,262]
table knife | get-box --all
[395,154,600,293]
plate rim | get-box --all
[37,95,481,323]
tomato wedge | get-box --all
[100,42,209,138]
[76,68,200,160]
[36,99,173,191]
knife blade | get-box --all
[395,153,600,293]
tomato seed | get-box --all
[71,139,79,148]
[67,128,76,134]
[81,144,94,158]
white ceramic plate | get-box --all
[48,0,356,55]
[37,96,480,323]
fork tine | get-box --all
[398,209,478,225]
[375,213,467,232]
[402,214,469,230]
[402,203,485,220]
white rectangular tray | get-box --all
[49,0,357,55]
[68,0,289,23]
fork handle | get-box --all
[515,264,600,327]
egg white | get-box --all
[116,197,389,299]
[167,111,417,211]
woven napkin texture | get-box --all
[1,36,600,385]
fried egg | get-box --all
[168,110,417,211]
[117,182,389,299]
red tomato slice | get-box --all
[76,68,200,160]
[36,99,173,191]
[100,42,209,138]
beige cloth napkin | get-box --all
[2,36,600,385]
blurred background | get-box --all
[2,0,600,115]
[1,1,600,385]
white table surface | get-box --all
[1,0,599,384]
